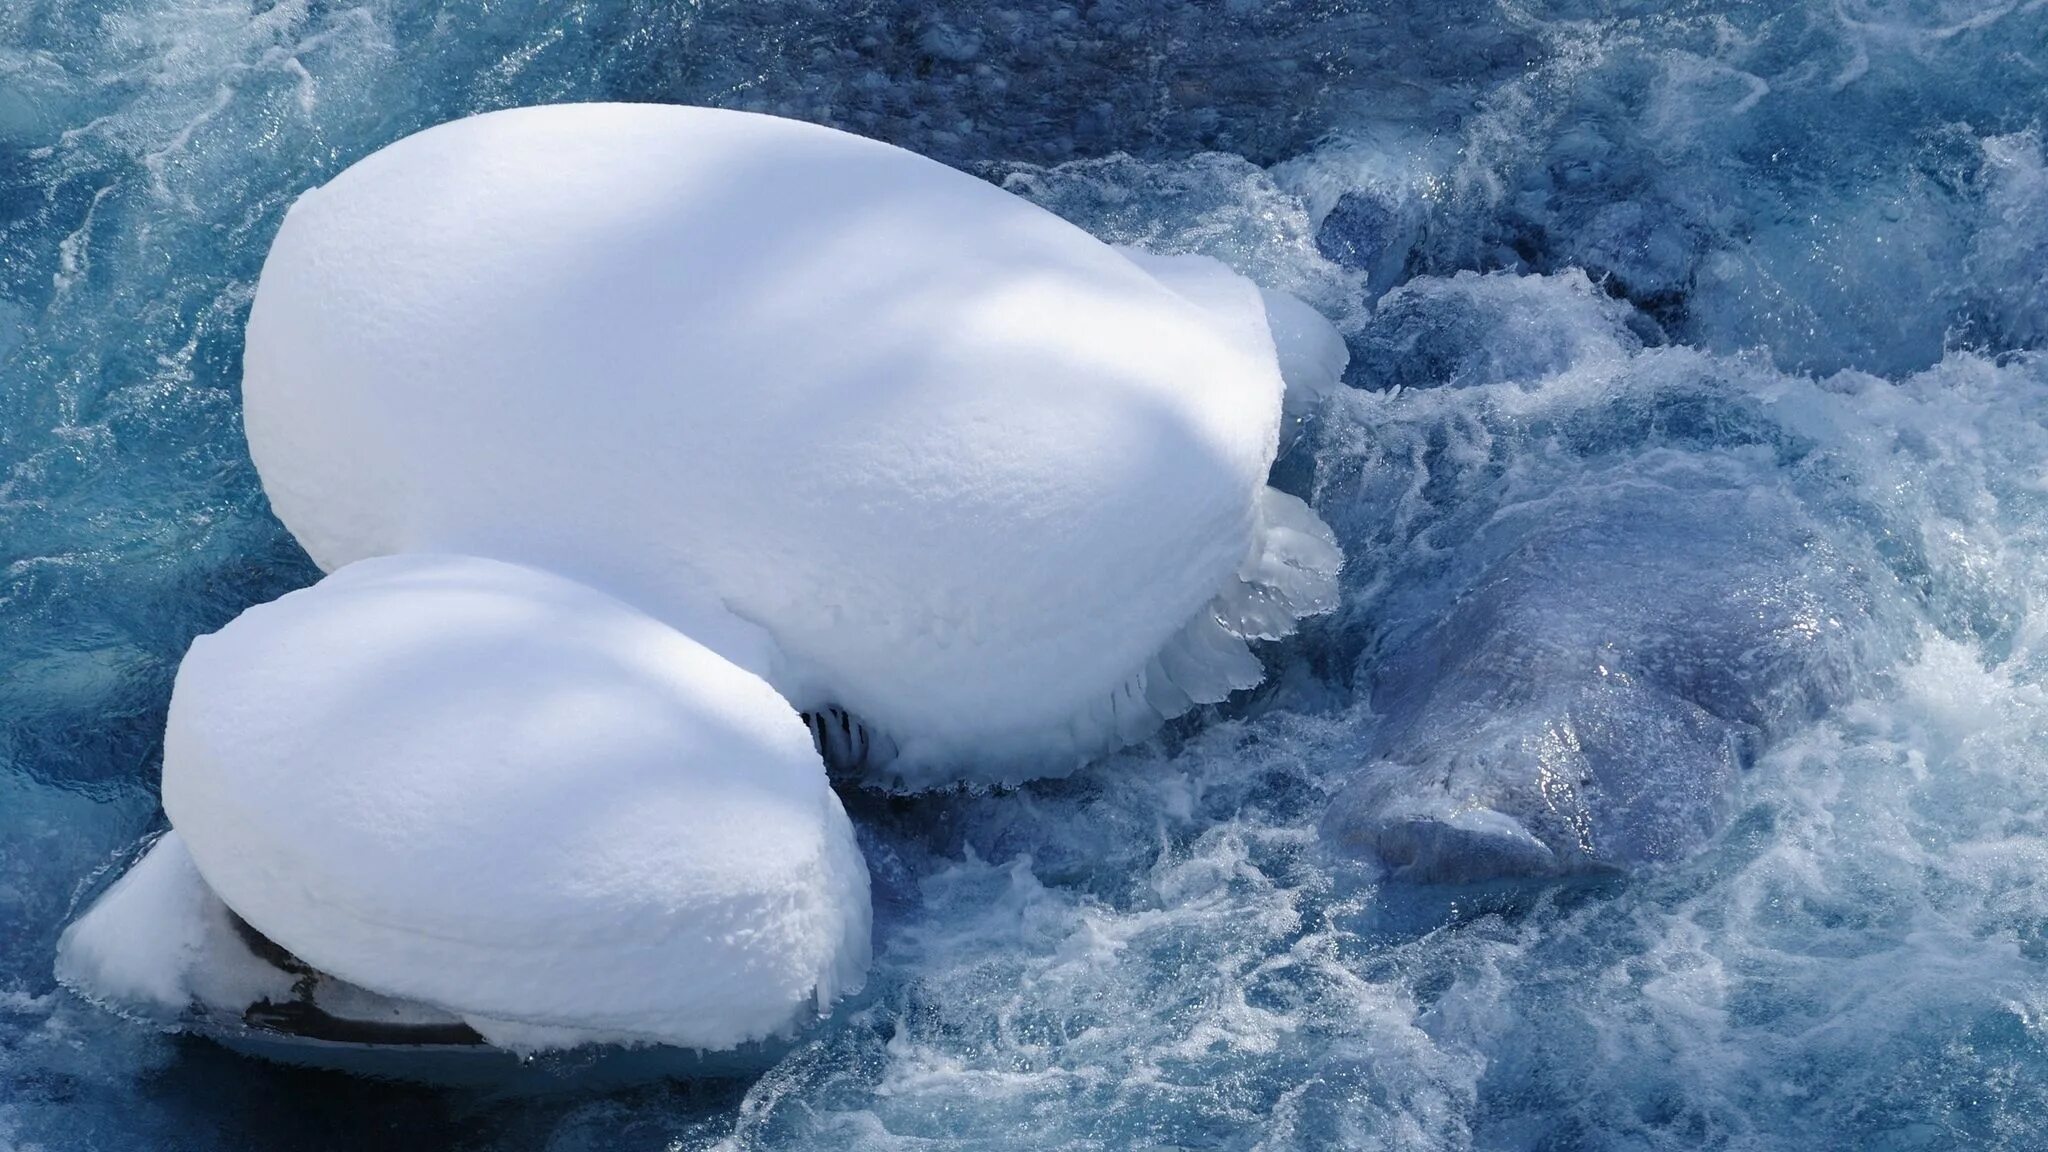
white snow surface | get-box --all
[242,101,1336,783]
[160,554,871,1052]
[1115,247,1350,424]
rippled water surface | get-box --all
[4,1,2048,1148]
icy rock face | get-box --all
[158,554,869,1052]
[1315,271,1893,883]
[242,102,1340,787]
[1323,477,1873,883]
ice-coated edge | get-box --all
[1260,286,1351,422]
[55,831,294,1023]
[55,833,806,1085]
[1084,485,1343,743]
[841,483,1341,790]
[815,491,1343,790]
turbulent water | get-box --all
[4,0,2048,1147]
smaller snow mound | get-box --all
[161,554,869,1052]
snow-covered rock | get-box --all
[242,102,1341,786]
[159,554,869,1052]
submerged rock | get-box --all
[1325,465,1874,883]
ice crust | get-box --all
[158,554,869,1052]
[242,102,1337,785]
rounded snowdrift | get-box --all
[160,554,870,1052]
[243,101,1340,785]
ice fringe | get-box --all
[1104,486,1343,734]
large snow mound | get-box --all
[160,554,870,1052]
[242,102,1336,784]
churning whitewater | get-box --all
[2,0,2046,1148]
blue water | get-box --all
[5,0,2048,1147]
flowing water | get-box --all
[4,1,2047,1147]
